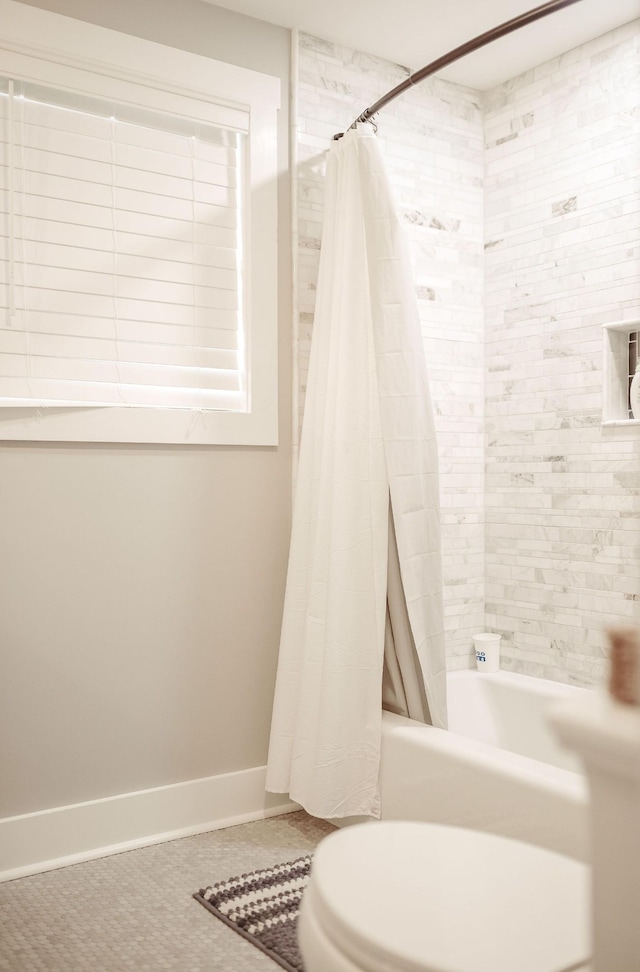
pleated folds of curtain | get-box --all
[266,126,446,819]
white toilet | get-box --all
[298,821,591,972]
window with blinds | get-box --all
[0,78,248,411]
[0,5,279,444]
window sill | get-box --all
[0,403,278,445]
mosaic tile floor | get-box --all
[0,810,335,972]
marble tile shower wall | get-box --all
[295,33,485,668]
[483,21,640,685]
[295,24,640,682]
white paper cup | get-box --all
[473,633,501,673]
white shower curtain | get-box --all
[266,126,446,819]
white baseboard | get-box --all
[0,767,299,883]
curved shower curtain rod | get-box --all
[333,0,585,139]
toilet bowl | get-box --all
[298,821,591,972]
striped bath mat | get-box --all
[193,855,312,972]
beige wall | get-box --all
[0,0,291,817]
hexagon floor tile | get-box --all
[0,811,335,971]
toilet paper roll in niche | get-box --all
[473,633,501,673]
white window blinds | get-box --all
[0,77,248,410]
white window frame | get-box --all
[0,0,280,444]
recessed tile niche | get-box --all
[602,319,640,426]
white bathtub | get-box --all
[379,669,590,861]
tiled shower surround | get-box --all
[295,22,640,686]
[483,21,640,683]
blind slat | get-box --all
[0,329,239,371]
[5,287,239,323]
[12,188,237,227]
[1,245,237,282]
[1,146,239,191]
[10,264,238,303]
[0,222,239,265]
[15,161,237,206]
[7,117,239,183]
[5,354,243,392]
[0,313,240,347]
[0,377,245,409]
[15,101,241,163]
